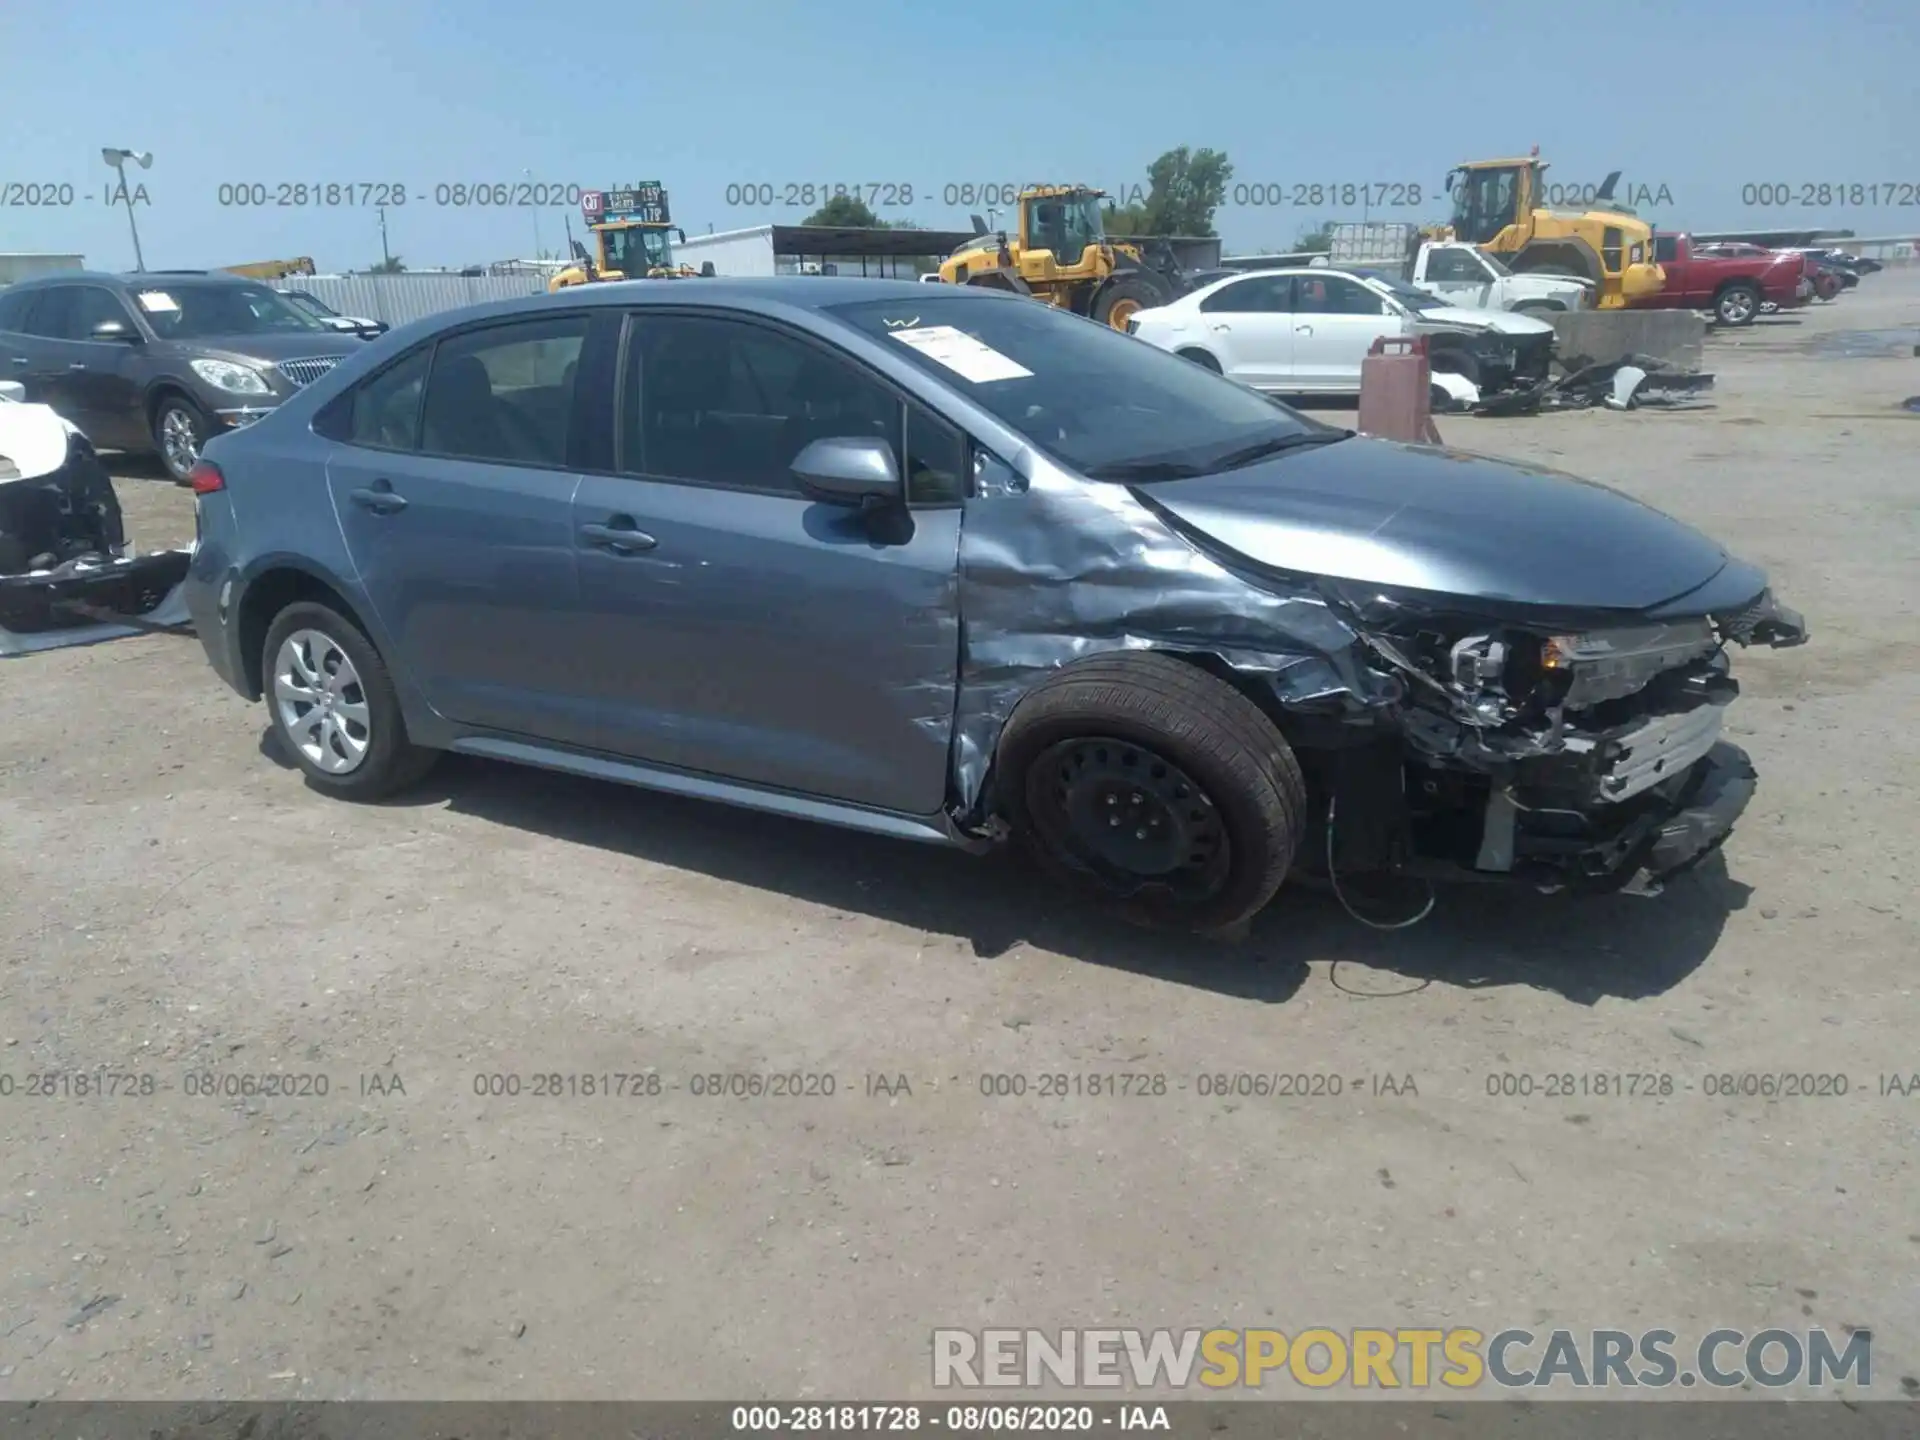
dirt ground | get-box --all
[2,277,1917,1404]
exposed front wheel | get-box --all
[1715,283,1761,326]
[152,395,211,484]
[262,601,438,800]
[1090,271,1167,331]
[996,653,1307,932]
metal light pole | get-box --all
[101,148,152,270]
[525,167,544,261]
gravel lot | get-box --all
[2,277,1917,1403]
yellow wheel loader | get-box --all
[1436,151,1663,309]
[549,184,715,290]
[934,186,1178,330]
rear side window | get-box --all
[0,288,38,331]
[20,287,75,338]
[1199,275,1289,313]
[418,315,588,466]
[349,347,432,450]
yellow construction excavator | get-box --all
[222,258,317,280]
[934,185,1180,330]
[549,183,714,289]
[1434,150,1663,308]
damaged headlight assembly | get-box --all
[1300,578,1807,918]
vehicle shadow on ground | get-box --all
[263,732,1746,1006]
[102,452,176,483]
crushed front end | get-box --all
[1319,584,1808,895]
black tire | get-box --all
[1090,271,1167,331]
[1714,282,1761,326]
[1176,348,1222,372]
[151,392,212,485]
[261,601,438,801]
[1512,300,1562,317]
[995,653,1308,933]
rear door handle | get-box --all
[1295,325,1314,335]
[8,357,26,366]
[68,363,88,371]
[1209,322,1231,332]
[348,484,408,515]
[580,519,657,555]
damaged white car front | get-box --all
[0,381,192,657]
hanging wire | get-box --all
[1325,794,1436,931]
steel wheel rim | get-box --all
[160,407,200,475]
[1027,736,1231,902]
[1107,297,1143,330]
[273,629,371,775]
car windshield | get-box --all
[1353,272,1440,311]
[132,284,328,338]
[826,294,1330,480]
[285,292,338,319]
[601,226,675,275]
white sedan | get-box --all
[1127,267,1555,401]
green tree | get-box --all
[368,255,406,274]
[1143,147,1233,236]
[1294,220,1334,252]
[1103,199,1151,237]
[802,194,888,228]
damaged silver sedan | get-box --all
[182,278,1806,933]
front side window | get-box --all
[1452,169,1517,245]
[1295,275,1389,316]
[348,347,432,450]
[825,293,1319,480]
[418,315,588,466]
[621,313,900,496]
[72,287,136,338]
[1425,248,1487,283]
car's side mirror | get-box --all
[0,380,25,403]
[791,436,900,507]
[91,320,141,343]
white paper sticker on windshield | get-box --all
[136,291,180,313]
[887,324,1032,383]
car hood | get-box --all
[163,332,364,364]
[1409,306,1554,336]
[1135,436,1733,612]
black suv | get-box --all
[0,271,368,482]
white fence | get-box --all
[271,272,551,328]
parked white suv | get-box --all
[1127,268,1556,402]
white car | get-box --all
[1128,267,1556,402]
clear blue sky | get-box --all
[3,0,1916,271]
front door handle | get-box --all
[68,363,88,371]
[348,484,408,515]
[1295,324,1314,335]
[8,357,27,366]
[580,519,657,555]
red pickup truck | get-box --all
[1635,232,1810,326]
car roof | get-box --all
[5,270,260,290]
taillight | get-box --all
[188,460,225,495]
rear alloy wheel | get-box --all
[153,395,211,484]
[1715,282,1761,326]
[997,653,1306,933]
[262,601,437,800]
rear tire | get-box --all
[261,601,438,801]
[995,653,1307,933]
[1714,282,1761,326]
